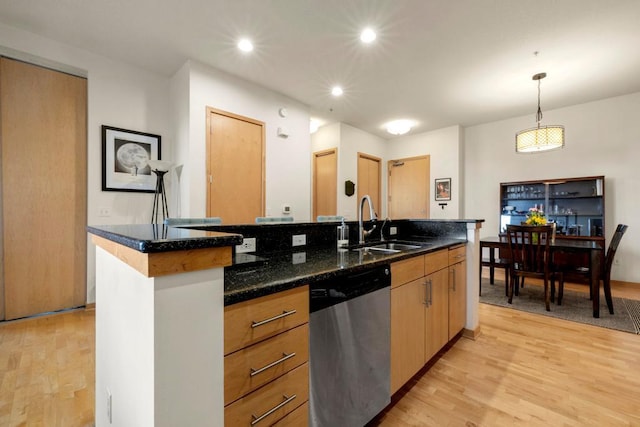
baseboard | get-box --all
[462,326,482,340]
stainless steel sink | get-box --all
[370,242,422,251]
[350,241,423,254]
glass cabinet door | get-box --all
[500,176,604,237]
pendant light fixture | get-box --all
[515,72,564,153]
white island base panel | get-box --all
[95,246,224,427]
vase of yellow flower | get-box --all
[525,207,546,243]
[525,207,546,226]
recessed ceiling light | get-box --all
[360,28,377,44]
[237,38,254,52]
[385,119,413,135]
[331,86,344,97]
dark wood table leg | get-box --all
[479,243,484,296]
[591,247,602,318]
[489,248,495,284]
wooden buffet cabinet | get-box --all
[390,244,467,394]
[224,286,310,426]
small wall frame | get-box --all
[435,178,451,201]
[102,125,161,193]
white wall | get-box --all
[176,60,312,222]
[310,123,387,220]
[340,124,388,220]
[0,23,172,303]
[387,125,462,219]
[464,92,640,283]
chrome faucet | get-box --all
[380,217,391,242]
[358,195,378,244]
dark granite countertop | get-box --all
[87,224,243,253]
[224,237,466,305]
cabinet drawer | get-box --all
[272,401,308,427]
[225,363,309,427]
[448,245,466,265]
[225,324,309,405]
[424,249,449,275]
[225,286,309,355]
[391,256,425,288]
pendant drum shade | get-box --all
[516,125,565,153]
[516,72,564,153]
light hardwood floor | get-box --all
[1,276,638,426]
[0,309,94,427]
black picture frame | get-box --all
[435,178,451,201]
[102,125,161,193]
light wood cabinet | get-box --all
[448,245,467,339]
[224,286,309,426]
[390,275,426,393]
[425,268,449,361]
[390,245,468,394]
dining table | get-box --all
[480,235,606,318]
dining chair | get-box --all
[554,224,628,314]
[506,224,555,311]
[164,217,222,225]
[480,234,511,296]
[255,216,294,223]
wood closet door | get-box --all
[206,108,265,224]
[357,153,381,220]
[1,58,87,320]
[388,156,430,219]
[312,148,337,219]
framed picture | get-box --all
[102,125,161,192]
[435,178,451,201]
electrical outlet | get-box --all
[98,207,111,217]
[236,237,256,253]
[106,388,112,424]
[390,226,397,235]
[292,234,306,247]
[292,252,306,264]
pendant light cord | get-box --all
[536,78,543,124]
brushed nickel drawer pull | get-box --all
[250,352,297,377]
[251,309,297,328]
[423,279,429,306]
[250,394,297,425]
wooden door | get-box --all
[357,153,381,220]
[388,156,430,219]
[206,108,264,224]
[1,58,87,320]
[312,149,337,219]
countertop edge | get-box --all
[87,224,243,253]
[224,240,466,306]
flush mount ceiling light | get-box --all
[237,38,254,52]
[360,27,377,43]
[385,119,413,135]
[331,86,343,97]
[515,72,564,153]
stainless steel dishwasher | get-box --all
[309,264,391,427]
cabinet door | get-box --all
[425,268,449,362]
[448,260,467,339]
[390,278,426,394]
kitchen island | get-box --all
[88,219,483,427]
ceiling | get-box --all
[2,0,639,138]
